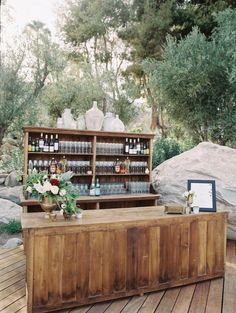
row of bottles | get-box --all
[124,138,149,155]
[28,133,59,153]
[28,157,92,175]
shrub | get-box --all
[152,137,183,169]
[0,219,22,234]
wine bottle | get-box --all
[31,139,36,152]
[129,139,133,154]
[43,134,49,152]
[95,178,101,196]
[89,179,95,196]
[146,142,150,155]
[28,137,32,152]
[35,138,40,152]
[39,133,44,152]
[54,134,59,152]
[124,157,130,174]
[125,138,129,154]
[49,158,57,174]
[28,160,33,174]
[133,139,137,155]
[114,158,120,173]
[137,138,141,155]
[49,135,54,153]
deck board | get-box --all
[0,240,236,313]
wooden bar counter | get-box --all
[21,207,228,313]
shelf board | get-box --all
[96,154,149,157]
[20,193,160,206]
[28,152,93,156]
[96,173,149,176]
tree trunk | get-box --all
[0,127,6,147]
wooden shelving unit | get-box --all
[22,126,160,212]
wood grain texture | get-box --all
[22,209,227,313]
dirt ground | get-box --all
[0,232,22,246]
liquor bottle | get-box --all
[140,141,144,155]
[136,138,141,155]
[133,139,137,155]
[28,137,32,152]
[143,142,147,155]
[49,158,57,174]
[33,160,38,172]
[114,158,120,173]
[124,157,130,174]
[120,161,125,174]
[28,160,33,174]
[39,133,44,152]
[95,178,101,196]
[89,179,95,196]
[146,142,150,155]
[31,139,36,152]
[43,134,49,152]
[129,139,133,155]
[125,138,129,154]
[49,135,54,153]
[59,155,67,173]
[54,134,59,152]
[35,138,40,152]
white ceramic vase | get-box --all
[103,112,115,131]
[56,118,63,128]
[77,115,86,130]
[62,108,74,128]
[85,101,104,131]
[111,115,125,132]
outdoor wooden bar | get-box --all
[22,206,228,313]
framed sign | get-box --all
[187,180,216,212]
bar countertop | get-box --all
[21,206,228,230]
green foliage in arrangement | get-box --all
[143,9,236,146]
[0,220,22,234]
[152,137,183,169]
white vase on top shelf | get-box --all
[85,100,104,131]
[111,115,125,132]
[103,112,115,131]
[62,108,75,128]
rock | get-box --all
[0,198,22,222]
[2,137,18,146]
[5,171,21,187]
[0,186,23,204]
[0,174,7,185]
[3,238,23,249]
[152,142,236,239]
[0,154,11,163]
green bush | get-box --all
[152,137,183,169]
[0,219,22,234]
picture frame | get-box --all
[187,179,216,212]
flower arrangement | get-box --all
[25,170,81,216]
[183,190,195,203]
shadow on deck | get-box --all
[0,240,236,313]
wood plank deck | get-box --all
[0,240,236,313]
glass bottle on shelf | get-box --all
[137,138,141,155]
[146,142,150,155]
[49,135,54,152]
[95,178,101,196]
[59,155,68,173]
[31,139,35,152]
[39,133,44,152]
[129,139,133,154]
[43,135,49,152]
[54,134,59,152]
[89,179,95,196]
[28,160,33,174]
[124,157,130,174]
[125,138,129,154]
[35,138,40,152]
[133,139,137,155]
[49,158,57,174]
[120,161,125,174]
[28,137,32,152]
[114,158,121,173]
[140,141,144,155]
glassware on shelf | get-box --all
[96,142,124,155]
[126,181,150,194]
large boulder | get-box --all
[3,238,23,249]
[5,171,21,187]
[152,142,236,239]
[0,186,23,204]
[0,198,22,223]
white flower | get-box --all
[43,175,48,180]
[34,183,44,194]
[50,185,59,195]
[59,189,66,196]
[42,181,51,192]
[26,186,32,193]
[51,174,57,179]
[61,204,66,209]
